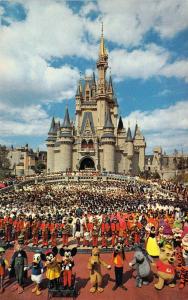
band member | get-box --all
[4,215,13,244]
[101,216,111,248]
[41,219,49,248]
[62,219,71,247]
[92,219,99,248]
[111,217,120,247]
[50,219,58,247]
[32,219,39,247]
[23,217,31,245]
[83,217,90,247]
[73,218,83,247]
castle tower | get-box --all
[117,116,126,147]
[46,117,56,173]
[133,123,146,172]
[75,78,83,129]
[46,25,146,175]
[126,125,133,173]
[96,23,108,130]
[107,74,118,128]
[101,109,115,172]
[56,107,73,172]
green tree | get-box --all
[0,145,10,179]
[34,161,46,173]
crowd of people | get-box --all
[0,178,187,249]
[0,177,188,295]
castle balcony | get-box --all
[79,149,95,156]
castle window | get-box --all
[81,139,87,149]
[86,91,90,101]
[88,139,94,149]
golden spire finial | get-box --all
[101,21,103,37]
[99,21,106,57]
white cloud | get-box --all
[80,2,99,17]
[109,44,188,82]
[0,103,50,136]
[160,60,188,83]
[92,0,188,46]
[109,44,169,81]
[0,0,97,108]
[123,101,188,153]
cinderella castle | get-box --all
[46,27,146,174]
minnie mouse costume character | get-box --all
[59,247,77,289]
[42,246,61,289]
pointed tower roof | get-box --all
[133,122,144,140]
[99,22,108,58]
[108,74,114,93]
[92,72,96,86]
[127,126,133,142]
[48,116,56,134]
[133,123,138,138]
[118,116,124,131]
[76,79,82,97]
[104,109,114,129]
[55,120,60,131]
[62,107,71,128]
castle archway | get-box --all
[79,157,95,170]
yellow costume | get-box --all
[146,236,160,257]
[46,261,61,280]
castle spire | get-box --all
[62,106,71,128]
[104,109,114,129]
[133,122,138,139]
[108,73,114,94]
[99,22,105,57]
[97,23,108,94]
[127,126,133,142]
[48,116,56,134]
[117,116,124,131]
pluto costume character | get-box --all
[88,247,111,293]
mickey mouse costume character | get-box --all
[59,247,77,289]
[31,252,44,296]
[9,235,28,294]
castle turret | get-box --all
[46,116,56,173]
[133,123,146,171]
[101,109,115,172]
[75,79,83,129]
[54,107,73,172]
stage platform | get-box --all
[1,250,187,300]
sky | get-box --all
[0,0,188,154]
